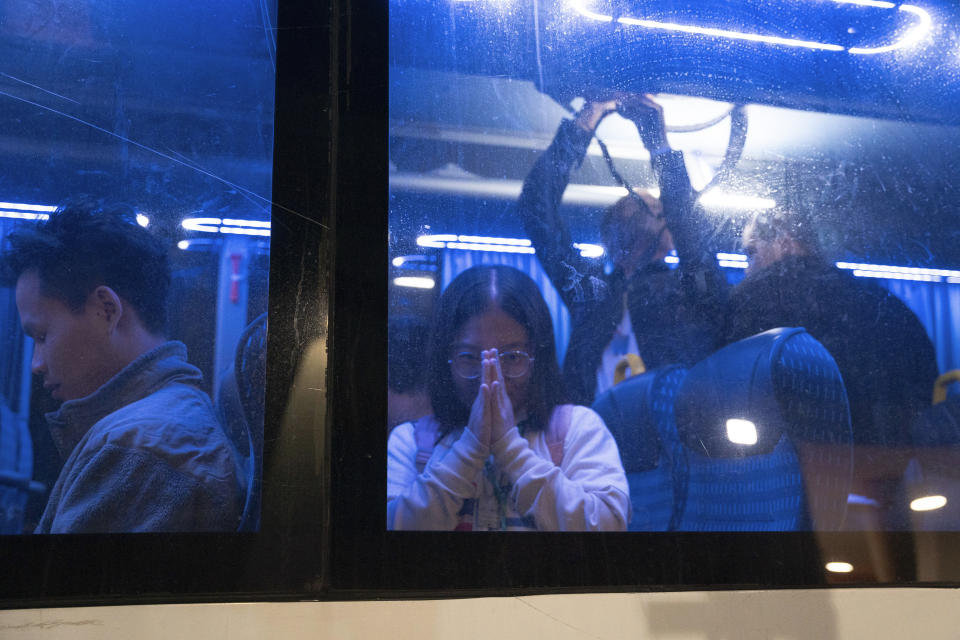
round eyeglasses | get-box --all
[448,350,534,380]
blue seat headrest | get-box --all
[675,327,850,458]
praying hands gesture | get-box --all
[465,349,517,449]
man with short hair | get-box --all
[1,200,243,533]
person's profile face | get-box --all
[15,270,116,402]
[448,306,533,418]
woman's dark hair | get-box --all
[0,198,170,334]
[428,265,566,436]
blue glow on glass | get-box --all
[569,0,932,55]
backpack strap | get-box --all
[414,415,440,474]
[544,405,573,467]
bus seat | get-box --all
[592,365,687,531]
[216,313,267,532]
[673,328,853,531]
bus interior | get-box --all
[0,0,274,535]
[386,0,960,580]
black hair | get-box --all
[0,197,170,334]
[388,315,430,393]
[428,265,566,437]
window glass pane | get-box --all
[0,0,275,533]
[387,0,960,564]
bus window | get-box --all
[0,0,275,534]
[387,0,960,561]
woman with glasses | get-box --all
[387,265,629,531]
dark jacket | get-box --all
[36,342,243,533]
[726,255,939,446]
[516,118,727,405]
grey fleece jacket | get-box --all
[35,342,243,533]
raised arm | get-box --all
[619,95,728,345]
[617,95,707,269]
[515,101,618,309]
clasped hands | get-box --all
[465,348,517,449]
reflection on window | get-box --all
[0,1,275,534]
[387,0,960,577]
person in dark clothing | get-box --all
[730,210,939,448]
[516,95,726,405]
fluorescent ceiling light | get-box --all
[825,562,854,573]
[182,217,271,237]
[0,201,57,213]
[394,276,436,289]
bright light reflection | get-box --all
[848,5,933,55]
[574,242,605,258]
[182,217,271,237]
[726,418,758,445]
[177,240,190,250]
[392,257,406,267]
[394,276,436,289]
[0,201,57,212]
[717,252,749,261]
[910,495,948,512]
[719,260,749,269]
[136,214,150,228]
[699,191,776,211]
[0,210,49,221]
[569,0,932,55]
[825,562,854,573]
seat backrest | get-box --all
[592,365,687,531]
[216,313,267,532]
[594,328,852,531]
[674,328,853,531]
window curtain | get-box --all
[883,279,960,375]
[441,249,960,376]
